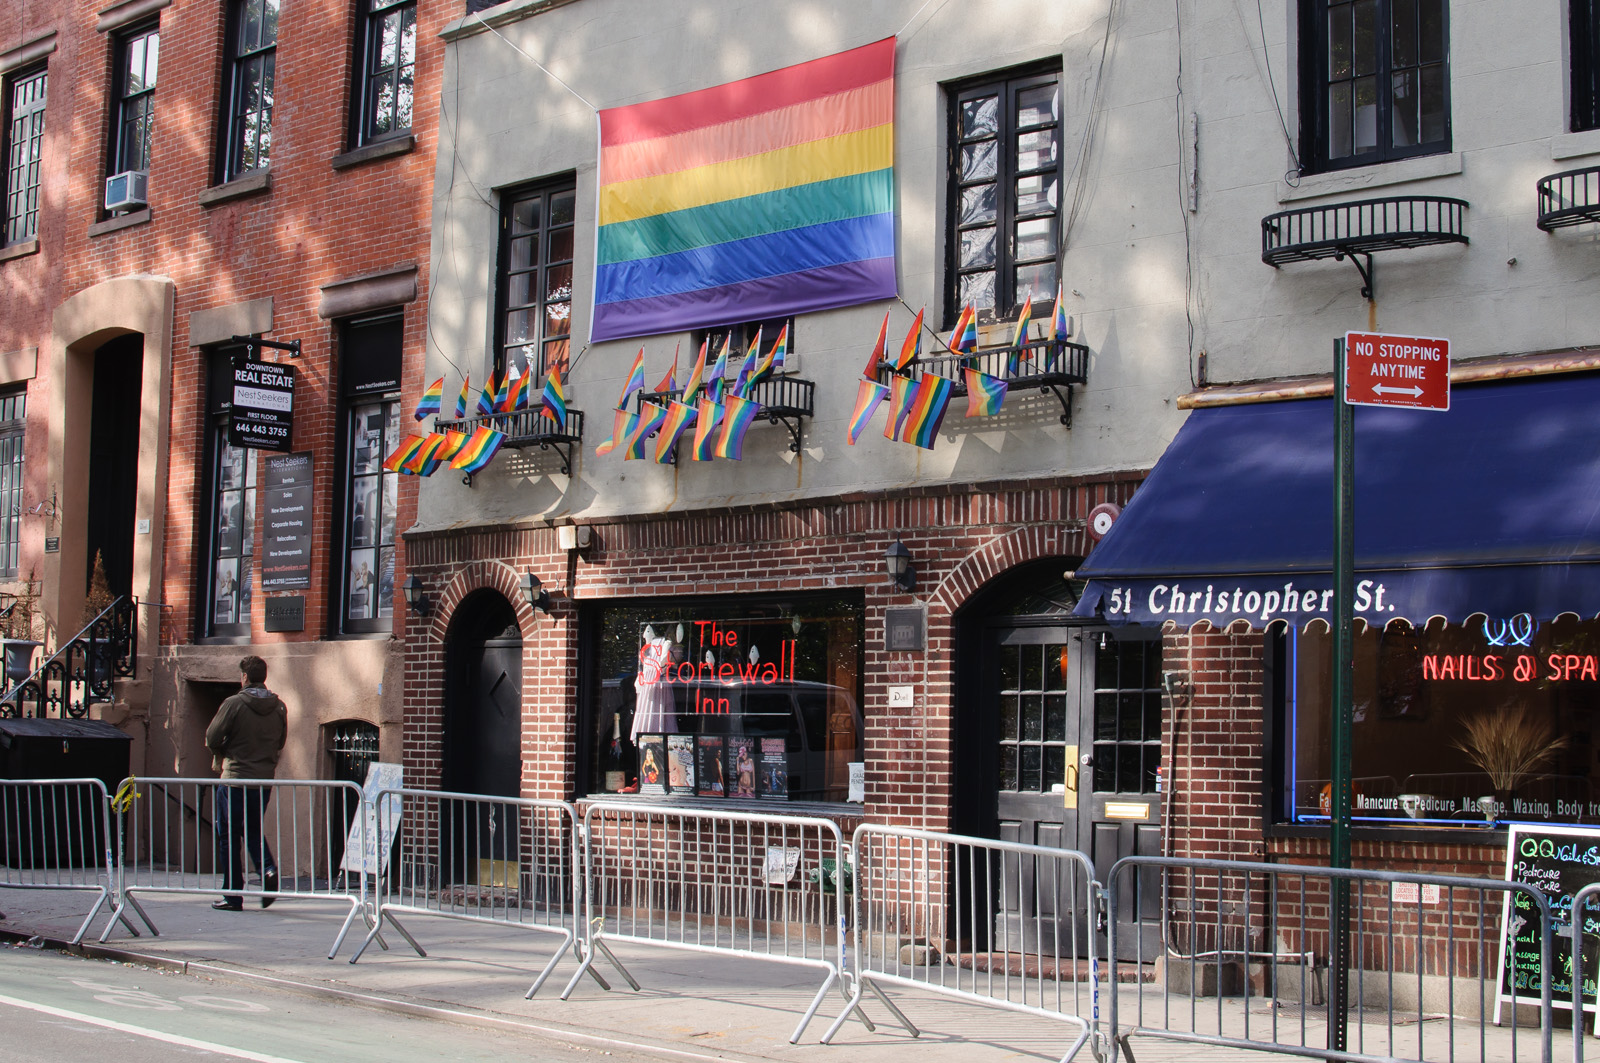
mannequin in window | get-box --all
[631,624,677,741]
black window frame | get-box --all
[496,177,576,383]
[200,343,256,641]
[335,313,404,636]
[944,64,1062,332]
[110,21,159,179]
[352,0,417,147]
[0,389,26,580]
[1574,1,1600,133]
[220,0,278,181]
[687,317,795,382]
[1296,0,1451,175]
[3,64,47,246]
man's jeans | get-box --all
[214,784,276,904]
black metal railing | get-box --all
[436,407,585,477]
[1261,195,1469,299]
[0,595,138,719]
[1536,164,1600,230]
[882,337,1089,426]
[639,374,816,453]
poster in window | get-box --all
[218,492,243,555]
[667,734,695,793]
[377,550,395,618]
[214,558,238,625]
[696,735,726,797]
[379,479,397,545]
[348,548,376,619]
[241,489,255,557]
[637,735,666,796]
[758,738,788,800]
[352,481,379,548]
[731,739,756,799]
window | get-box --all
[689,317,794,380]
[582,594,864,803]
[204,346,254,637]
[1274,617,1600,830]
[1574,1,1600,132]
[354,0,416,144]
[222,0,278,179]
[1297,0,1449,173]
[0,391,25,579]
[338,314,402,634]
[497,180,575,381]
[111,23,159,178]
[3,66,46,245]
[946,68,1060,329]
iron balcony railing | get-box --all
[881,337,1089,426]
[436,407,586,477]
[1536,164,1600,230]
[0,595,137,719]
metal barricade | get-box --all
[823,824,1101,1063]
[1570,881,1600,1061]
[348,787,584,997]
[1107,856,1553,1063]
[564,801,853,1043]
[0,778,146,944]
[105,777,368,958]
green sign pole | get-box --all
[1329,338,1355,1051]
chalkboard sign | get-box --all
[1495,823,1600,1025]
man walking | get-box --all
[206,655,287,911]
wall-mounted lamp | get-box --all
[402,574,431,616]
[884,541,915,593]
[520,572,552,614]
[557,524,594,557]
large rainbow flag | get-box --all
[592,38,897,341]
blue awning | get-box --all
[1074,373,1600,627]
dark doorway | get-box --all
[86,334,144,600]
[325,720,380,873]
[442,590,523,886]
[952,559,1164,960]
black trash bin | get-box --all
[0,717,131,869]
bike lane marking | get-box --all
[0,992,308,1063]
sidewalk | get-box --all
[0,886,1120,1063]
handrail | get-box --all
[0,595,138,719]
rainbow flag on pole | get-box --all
[435,430,468,464]
[654,401,698,463]
[863,310,889,378]
[691,398,724,460]
[716,394,761,460]
[894,307,923,370]
[454,377,472,419]
[476,380,496,416]
[755,323,787,384]
[847,380,889,445]
[450,426,506,474]
[884,374,914,441]
[409,434,450,476]
[947,305,978,354]
[624,402,668,460]
[592,38,897,341]
[708,335,731,403]
[541,371,568,430]
[616,348,646,409]
[902,373,954,450]
[414,377,444,420]
[595,408,630,456]
[963,367,1008,417]
[384,435,427,473]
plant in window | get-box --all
[1453,705,1568,799]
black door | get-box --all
[86,334,144,600]
[442,592,522,886]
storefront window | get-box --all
[1280,616,1600,828]
[585,593,864,804]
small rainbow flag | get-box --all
[716,394,761,460]
[595,408,630,456]
[616,348,646,409]
[436,430,468,463]
[1012,292,1033,350]
[1052,282,1068,341]
[495,370,515,414]
[682,337,709,406]
[476,380,496,416]
[708,334,731,403]
[963,367,1008,417]
[691,398,724,460]
[414,377,444,420]
[847,380,889,445]
[624,402,668,459]
[653,345,679,394]
[451,426,507,474]
[409,433,450,475]
[733,326,762,397]
[455,377,472,419]
[884,373,914,441]
[947,305,977,354]
[902,373,954,450]
[541,371,567,430]
[755,323,787,384]
[654,400,698,462]
[384,434,427,473]
[894,307,923,370]
[863,309,889,378]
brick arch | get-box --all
[427,560,539,645]
[929,522,1089,618]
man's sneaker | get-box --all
[261,868,278,909]
[212,899,243,911]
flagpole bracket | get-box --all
[1044,382,1075,427]
[765,410,805,453]
[539,437,576,477]
[750,376,815,455]
[461,471,475,488]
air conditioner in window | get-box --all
[104,170,149,212]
